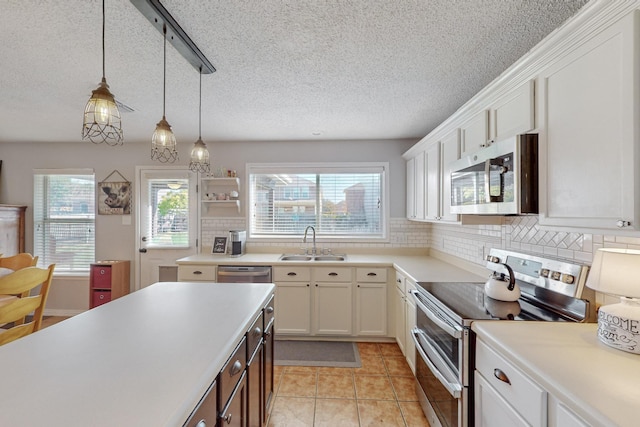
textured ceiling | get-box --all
[0,0,589,144]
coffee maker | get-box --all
[228,230,246,257]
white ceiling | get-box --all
[0,0,589,145]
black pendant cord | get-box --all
[198,66,202,139]
[162,24,167,118]
[101,0,106,79]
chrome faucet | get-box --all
[303,225,317,255]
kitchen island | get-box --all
[0,281,275,427]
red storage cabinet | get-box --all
[89,260,130,309]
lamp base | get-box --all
[596,297,640,354]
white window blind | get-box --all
[33,170,95,274]
[249,163,387,239]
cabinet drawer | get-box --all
[273,266,311,282]
[314,267,352,282]
[394,271,406,293]
[475,339,546,426]
[246,312,263,359]
[183,380,217,427]
[356,267,387,283]
[177,265,217,281]
[91,265,112,289]
[91,290,111,307]
[263,294,275,330]
[219,337,247,405]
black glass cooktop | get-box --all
[415,281,577,323]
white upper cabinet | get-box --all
[440,129,461,223]
[460,110,489,157]
[538,10,640,232]
[490,80,536,142]
[406,150,426,221]
[461,80,535,158]
[425,142,441,221]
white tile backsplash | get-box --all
[200,215,640,268]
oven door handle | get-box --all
[411,328,462,398]
[409,289,462,339]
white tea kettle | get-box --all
[484,262,521,302]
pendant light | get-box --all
[189,67,211,174]
[151,24,178,163]
[82,0,123,145]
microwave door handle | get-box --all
[484,158,506,203]
[484,159,492,203]
[411,328,462,398]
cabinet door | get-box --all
[554,401,589,427]
[406,156,416,219]
[404,283,417,374]
[425,142,440,221]
[491,80,535,141]
[474,372,529,427]
[355,282,387,336]
[394,285,406,354]
[440,129,460,223]
[460,110,489,157]
[538,11,639,231]
[313,282,352,335]
[274,282,311,335]
[414,151,426,220]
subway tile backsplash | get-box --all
[201,216,640,267]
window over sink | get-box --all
[248,163,388,241]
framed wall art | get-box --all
[212,236,228,254]
[98,170,131,215]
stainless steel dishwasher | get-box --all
[217,266,272,283]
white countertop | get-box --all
[0,281,275,427]
[176,252,487,284]
[472,321,640,427]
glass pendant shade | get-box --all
[151,116,178,163]
[189,138,210,173]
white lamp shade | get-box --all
[586,248,640,298]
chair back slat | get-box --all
[0,253,38,271]
[0,264,55,346]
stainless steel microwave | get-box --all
[449,134,538,215]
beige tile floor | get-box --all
[42,319,430,426]
[268,342,431,427]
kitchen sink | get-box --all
[313,255,346,261]
[279,255,313,261]
[279,254,347,262]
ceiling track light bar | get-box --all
[130,0,216,74]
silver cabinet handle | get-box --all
[230,360,242,376]
[196,420,206,427]
[223,413,232,424]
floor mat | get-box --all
[274,340,362,367]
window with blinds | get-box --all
[248,163,388,240]
[33,170,95,274]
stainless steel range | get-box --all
[410,249,596,427]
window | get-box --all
[248,163,388,240]
[33,169,95,274]
[144,178,190,248]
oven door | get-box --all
[411,290,467,427]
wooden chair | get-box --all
[0,264,55,346]
[0,253,39,271]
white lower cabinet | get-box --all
[475,339,546,427]
[550,398,590,427]
[394,273,406,354]
[475,337,593,427]
[404,279,417,374]
[273,266,311,335]
[355,268,388,336]
[276,266,394,338]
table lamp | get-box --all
[586,248,640,354]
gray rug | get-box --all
[274,340,362,368]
